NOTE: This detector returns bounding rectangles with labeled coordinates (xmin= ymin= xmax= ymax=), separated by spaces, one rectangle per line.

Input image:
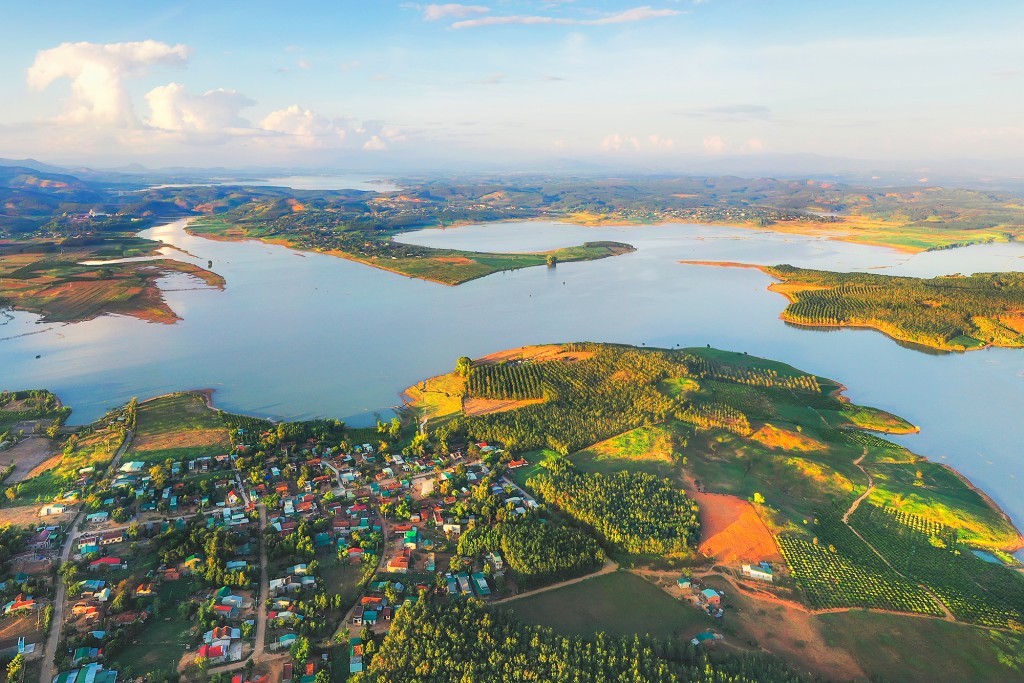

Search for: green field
xmin=817 ymin=611 xmax=1024 ymax=683
xmin=128 ymin=392 xmax=231 ymax=464
xmin=504 ymin=571 xmax=709 ymax=639
xmin=109 ymin=577 xmax=203 ymax=677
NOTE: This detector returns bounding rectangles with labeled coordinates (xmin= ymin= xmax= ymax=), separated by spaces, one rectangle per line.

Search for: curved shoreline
xmin=679 ymin=260 xmax=1016 ymax=353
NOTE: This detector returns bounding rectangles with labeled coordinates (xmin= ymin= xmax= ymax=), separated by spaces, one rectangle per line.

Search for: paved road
xmin=207 ymin=502 xmax=272 ymax=675
xmin=40 ymin=429 xmax=134 ymax=683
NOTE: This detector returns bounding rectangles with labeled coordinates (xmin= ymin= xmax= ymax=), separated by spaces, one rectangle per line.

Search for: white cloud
xmin=27 ymin=40 xmax=191 ymax=125
xmin=744 ymin=137 xmax=765 ymax=152
xmin=146 ymin=83 xmax=254 ymax=133
xmin=600 ymin=133 xmax=623 ymax=151
xmin=261 ymin=105 xmax=348 ymax=147
xmin=363 ymin=135 xmax=387 ymax=151
xmin=424 ymin=4 xmax=489 ymax=21
xmin=452 ymin=5 xmax=680 ymax=29
xmin=703 ymin=135 xmax=726 ymax=153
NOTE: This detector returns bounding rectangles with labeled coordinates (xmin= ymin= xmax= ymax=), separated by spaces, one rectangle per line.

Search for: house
xmin=362 ymin=609 xmax=378 ymax=626
xmin=52 ymin=663 xmax=118 ymax=683
xmin=471 ymin=572 xmax=490 ymax=597
xmin=386 ymin=556 xmax=409 ymax=573
xmin=212 ymin=604 xmax=238 ymax=619
xmin=351 ymin=605 xmax=364 ymax=625
xmin=183 ymin=555 xmax=203 ymax=571
xmin=79 ymin=544 xmax=101 ymax=556
xmin=2 ymin=595 xmax=36 ymax=615
xmin=72 ymin=647 xmax=101 ymax=665
xmin=88 ymin=557 xmax=123 ymax=571
xmin=349 ymin=638 xmax=364 ymax=674
xmin=284 ymin=564 xmax=308 ymax=575
xmin=691 ymin=631 xmax=723 ymax=646
xmin=741 ymin=563 xmax=774 ymax=583
xmin=99 ymin=531 xmax=123 ymax=545
xmin=700 ymin=588 xmax=722 ymax=607
xmin=197 ymin=644 xmax=226 ymax=664
xmin=40 ymin=503 xmax=68 ymax=516
xmin=134 ymin=583 xmax=154 ymax=597
xmin=85 ymin=512 xmax=109 ymax=524
xmin=676 ymin=576 xmax=692 ymax=589
xmin=29 ymin=528 xmax=57 ymax=549
xmin=221 ymin=595 xmax=245 ymax=610
xmin=226 ymin=490 xmax=242 ymax=505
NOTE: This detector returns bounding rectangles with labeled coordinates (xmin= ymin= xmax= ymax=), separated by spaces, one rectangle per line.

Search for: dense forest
xmin=528 ymin=462 xmax=700 ymax=555
xmin=763 ymin=265 xmax=1024 ymax=350
xmin=457 ymin=516 xmax=604 ymax=588
xmin=360 ymin=598 xmax=806 ymax=683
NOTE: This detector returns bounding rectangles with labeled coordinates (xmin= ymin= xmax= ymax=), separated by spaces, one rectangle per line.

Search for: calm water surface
xmin=3 ymin=218 xmax=1024 ymax=541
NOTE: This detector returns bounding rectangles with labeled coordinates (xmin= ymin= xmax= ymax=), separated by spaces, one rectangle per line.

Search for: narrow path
xmin=40 ymin=429 xmax=134 ymax=683
xmin=843 ymin=448 xmax=872 ymax=523
xmin=838 ymin=447 xmax=955 ymax=621
xmin=492 ymin=558 xmax=619 ymax=605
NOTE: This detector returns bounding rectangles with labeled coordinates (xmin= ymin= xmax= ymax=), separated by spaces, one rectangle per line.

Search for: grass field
xmin=569 ymin=425 xmax=684 ymax=485
xmin=110 ymin=576 xmax=204 ymax=677
xmin=817 ymin=611 xmax=1024 ymax=682
xmin=129 ymin=393 xmax=230 ymax=463
xmin=504 ymin=571 xmax=709 ymax=639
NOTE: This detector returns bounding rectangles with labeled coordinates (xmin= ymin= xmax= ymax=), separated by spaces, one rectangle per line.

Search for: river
xmin=2 ymin=217 xmax=1024 ymax=541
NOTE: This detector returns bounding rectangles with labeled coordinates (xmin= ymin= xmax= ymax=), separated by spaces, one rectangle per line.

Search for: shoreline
xmin=680 ymin=260 xmax=1008 ymax=353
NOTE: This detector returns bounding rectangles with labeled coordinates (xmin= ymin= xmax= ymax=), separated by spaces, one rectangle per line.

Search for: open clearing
xmin=693 ymin=492 xmax=782 ymax=564
xmin=1 ymin=436 xmax=59 ymax=483
xmin=504 ymin=570 xmax=709 ymax=640
xmin=462 ymin=396 xmax=545 ymax=416
xmin=128 ymin=392 xmax=230 ymax=463
xmin=697 ymin=574 xmax=865 ymax=681
xmin=476 ymin=344 xmax=594 ymax=365
xmin=817 ymin=610 xmax=1024 ymax=682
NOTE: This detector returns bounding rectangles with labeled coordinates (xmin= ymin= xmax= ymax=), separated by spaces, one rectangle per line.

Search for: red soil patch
xmin=693 ymin=492 xmax=782 ymax=564
xmin=463 ymin=397 xmax=545 ymax=417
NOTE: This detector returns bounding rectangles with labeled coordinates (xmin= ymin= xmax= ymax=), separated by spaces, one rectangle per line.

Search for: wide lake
xmin=3 ymin=215 xmax=1024 ymax=543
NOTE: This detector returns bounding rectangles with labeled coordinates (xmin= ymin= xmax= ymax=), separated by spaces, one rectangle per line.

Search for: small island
xmin=189 ymin=217 xmax=634 ymax=285
xmin=683 ymin=261 xmax=1024 ymax=351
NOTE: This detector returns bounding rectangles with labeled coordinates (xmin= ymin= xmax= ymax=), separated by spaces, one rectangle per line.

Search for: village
xmin=1 ymin=389 xmax=816 ymax=683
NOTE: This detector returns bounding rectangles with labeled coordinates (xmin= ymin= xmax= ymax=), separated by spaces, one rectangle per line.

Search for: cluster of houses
xmin=52 ymin=662 xmax=118 ymax=683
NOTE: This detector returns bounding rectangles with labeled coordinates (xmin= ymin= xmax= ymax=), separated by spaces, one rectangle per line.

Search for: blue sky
xmin=3 ymin=1 xmax=1023 ymax=170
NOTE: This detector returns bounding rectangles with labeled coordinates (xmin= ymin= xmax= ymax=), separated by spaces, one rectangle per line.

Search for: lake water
xmin=148 ymin=175 xmax=400 ymax=192
xmin=3 ymin=217 xmax=1024 ymax=544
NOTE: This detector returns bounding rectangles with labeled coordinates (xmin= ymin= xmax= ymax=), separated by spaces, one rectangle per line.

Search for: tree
xmin=6 ymin=655 xmax=24 ymax=683
xmin=456 ymin=356 xmax=473 ymax=378
xmin=289 ymin=635 xmax=311 ymax=663
xmin=546 ymin=254 xmax=558 ymax=267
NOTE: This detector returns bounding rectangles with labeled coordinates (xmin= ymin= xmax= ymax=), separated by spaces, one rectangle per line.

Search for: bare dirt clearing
xmin=2 ymin=437 xmax=59 ymax=483
xmin=693 ymin=491 xmax=783 ymax=564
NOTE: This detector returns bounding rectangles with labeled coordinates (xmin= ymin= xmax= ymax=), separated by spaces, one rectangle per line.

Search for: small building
xmin=700 ymin=588 xmax=722 ymax=607
xmin=741 ymin=563 xmax=774 ymax=583
xmin=676 ymin=576 xmax=692 ymax=589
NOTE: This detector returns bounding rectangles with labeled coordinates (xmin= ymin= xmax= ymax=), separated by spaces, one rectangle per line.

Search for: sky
xmin=2 ymin=1 xmax=1024 ymax=172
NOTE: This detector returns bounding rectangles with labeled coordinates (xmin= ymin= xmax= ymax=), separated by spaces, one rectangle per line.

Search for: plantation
xmin=527 ymin=461 xmax=699 ymax=555
xmin=761 ymin=265 xmax=1024 ymax=351
xmin=777 ymin=535 xmax=942 ymax=615
xmin=849 ymin=504 xmax=1024 ymax=629
xmin=443 ymin=344 xmax=840 ymax=455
